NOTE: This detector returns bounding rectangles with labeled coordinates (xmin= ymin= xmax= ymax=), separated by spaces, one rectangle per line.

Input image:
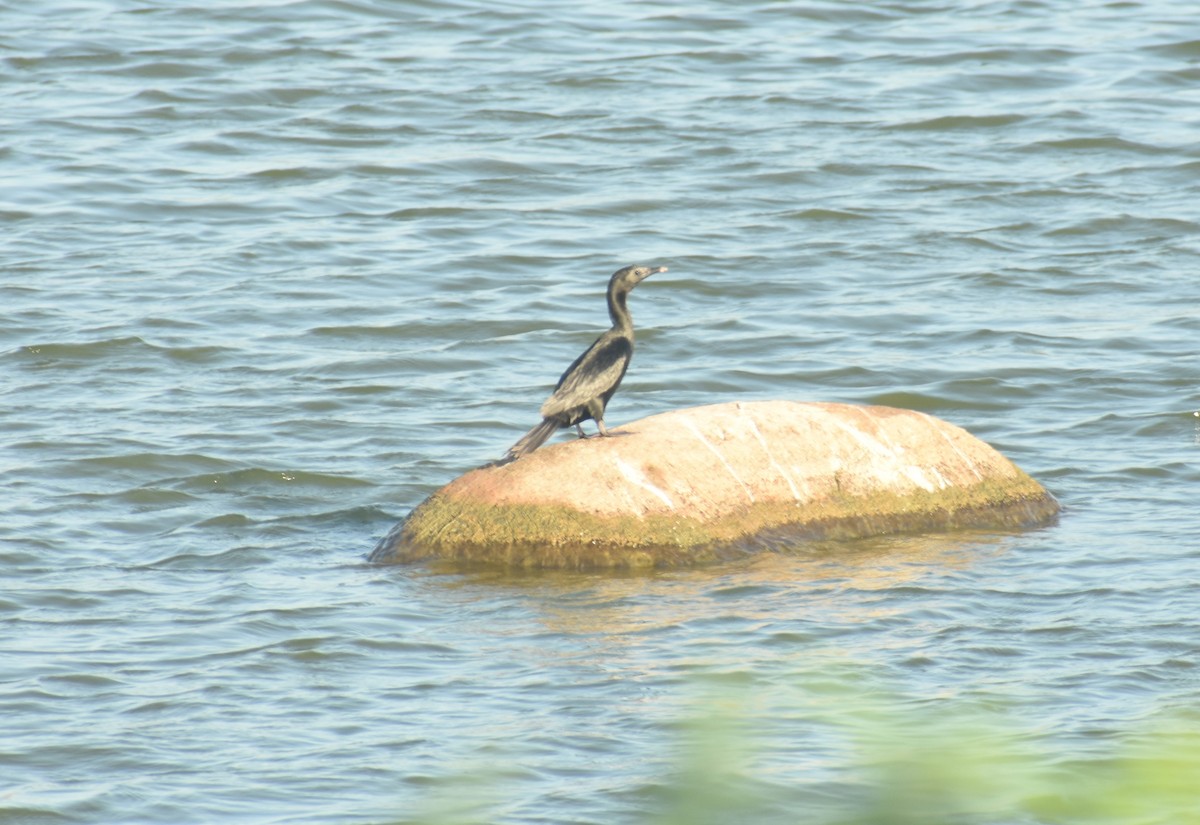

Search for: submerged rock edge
xmin=370 ymin=473 xmax=1059 ymax=570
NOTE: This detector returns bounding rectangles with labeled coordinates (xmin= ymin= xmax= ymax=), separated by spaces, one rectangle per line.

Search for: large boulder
xmin=369 ymin=401 xmax=1059 ymax=569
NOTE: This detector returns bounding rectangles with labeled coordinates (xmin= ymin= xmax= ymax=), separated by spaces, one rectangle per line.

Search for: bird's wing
xmin=540 ymin=334 xmax=633 ymax=418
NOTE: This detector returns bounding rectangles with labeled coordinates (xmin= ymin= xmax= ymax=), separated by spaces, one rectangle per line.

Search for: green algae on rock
xmin=369 ymin=401 xmax=1059 ymax=569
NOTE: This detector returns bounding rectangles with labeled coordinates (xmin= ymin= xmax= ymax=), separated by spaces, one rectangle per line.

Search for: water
xmin=3 ymin=0 xmax=1200 ymax=821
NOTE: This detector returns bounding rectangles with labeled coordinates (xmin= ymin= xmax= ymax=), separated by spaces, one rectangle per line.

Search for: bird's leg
xmin=583 ymin=400 xmax=609 ymax=438
xmin=575 ymin=423 xmax=588 ymax=438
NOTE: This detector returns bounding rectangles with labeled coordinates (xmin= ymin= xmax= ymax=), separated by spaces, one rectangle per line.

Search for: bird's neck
xmin=607 ymin=284 xmax=634 ymax=334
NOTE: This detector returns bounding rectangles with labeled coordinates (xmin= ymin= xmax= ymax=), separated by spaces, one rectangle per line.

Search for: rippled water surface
xmin=4 ymin=1 xmax=1200 ymax=822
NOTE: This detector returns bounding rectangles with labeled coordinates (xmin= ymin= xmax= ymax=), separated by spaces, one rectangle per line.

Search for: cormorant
xmin=499 ymin=263 xmax=667 ymax=464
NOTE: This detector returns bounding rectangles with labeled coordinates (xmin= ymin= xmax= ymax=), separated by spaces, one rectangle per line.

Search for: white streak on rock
xmin=680 ymin=417 xmax=756 ymax=503
xmin=902 ymin=465 xmax=938 ymax=491
xmin=613 ymin=456 xmax=675 ymax=510
xmin=917 ymin=412 xmax=985 ymax=481
xmin=927 ymin=466 xmax=951 ymax=488
xmin=821 ymin=408 xmax=942 ymax=491
xmin=745 ymin=413 xmax=802 ymax=500
xmin=828 ymin=418 xmax=901 ymax=461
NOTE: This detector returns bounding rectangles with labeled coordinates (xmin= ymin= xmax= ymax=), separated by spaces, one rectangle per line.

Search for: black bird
xmin=500 ymin=264 xmax=667 ymax=464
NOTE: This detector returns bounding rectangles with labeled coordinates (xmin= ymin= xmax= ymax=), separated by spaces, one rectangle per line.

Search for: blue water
xmin=3 ymin=1 xmax=1200 ymax=822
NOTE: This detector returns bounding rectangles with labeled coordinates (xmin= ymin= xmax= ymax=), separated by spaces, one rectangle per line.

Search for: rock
xmin=369 ymin=401 xmax=1059 ymax=569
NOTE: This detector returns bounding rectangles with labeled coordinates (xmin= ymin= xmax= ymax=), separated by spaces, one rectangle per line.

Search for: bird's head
xmin=611 ymin=264 xmax=668 ymax=289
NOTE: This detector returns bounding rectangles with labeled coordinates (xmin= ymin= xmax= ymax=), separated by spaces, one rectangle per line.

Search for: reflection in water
xmin=430 ymin=530 xmax=1016 ymax=649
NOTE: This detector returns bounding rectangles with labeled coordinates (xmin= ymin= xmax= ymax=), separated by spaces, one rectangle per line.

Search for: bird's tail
xmin=498 ymin=418 xmax=559 ymax=465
